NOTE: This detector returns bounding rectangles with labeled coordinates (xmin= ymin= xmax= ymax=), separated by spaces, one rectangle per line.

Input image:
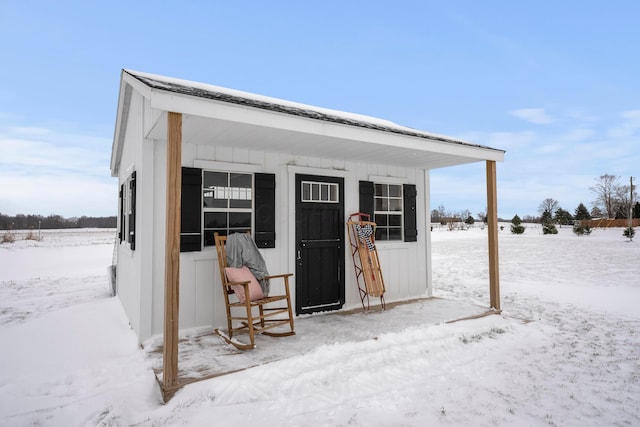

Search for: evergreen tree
xmin=465 ymin=215 xmax=475 ymax=225
xmin=541 ymin=209 xmax=558 ymax=234
xmin=554 ymin=208 xmax=573 ymax=226
xmin=573 ymin=203 xmax=593 ymax=235
xmin=623 ymin=227 xmax=635 ymax=239
xmin=543 ymin=222 xmax=559 ymax=234
xmin=574 ymin=203 xmax=591 ymax=221
xmin=572 ymin=224 xmax=592 ymax=235
xmin=540 ymin=209 xmax=553 ymax=225
xmin=510 ymin=214 xmax=525 ymax=234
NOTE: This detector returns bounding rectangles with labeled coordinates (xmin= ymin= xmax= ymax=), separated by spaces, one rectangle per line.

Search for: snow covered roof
xmin=125 ymin=70 xmax=494 ymax=151
xmin=111 ymin=69 xmax=504 ymax=176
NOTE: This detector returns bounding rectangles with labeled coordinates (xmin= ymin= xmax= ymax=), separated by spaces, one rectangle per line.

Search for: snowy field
xmin=0 ymin=226 xmax=638 ymax=426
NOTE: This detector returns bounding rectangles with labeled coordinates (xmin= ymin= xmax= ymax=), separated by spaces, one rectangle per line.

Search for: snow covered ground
xmin=0 ymin=226 xmax=638 ymax=426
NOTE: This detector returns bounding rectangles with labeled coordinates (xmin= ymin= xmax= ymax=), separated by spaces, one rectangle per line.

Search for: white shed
xmin=110 ymin=69 xmax=504 ymax=389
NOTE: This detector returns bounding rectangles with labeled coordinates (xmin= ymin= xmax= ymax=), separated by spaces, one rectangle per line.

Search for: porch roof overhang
xmin=111 ymin=69 xmax=505 ymax=177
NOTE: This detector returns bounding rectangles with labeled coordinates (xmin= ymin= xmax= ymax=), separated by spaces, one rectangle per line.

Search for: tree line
xmin=0 ymin=213 xmax=116 ymax=230
xmin=508 ymin=174 xmax=638 ymax=238
xmin=535 ymin=174 xmax=639 ymax=225
xmin=431 ymin=174 xmax=639 ymax=226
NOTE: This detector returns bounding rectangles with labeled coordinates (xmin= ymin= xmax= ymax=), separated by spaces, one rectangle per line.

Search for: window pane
xmin=388 ymin=228 xmax=402 ymax=240
xmin=375 ymin=198 xmax=384 ymax=211
xmin=312 ymin=183 xmax=320 ymax=200
xmin=321 ymin=184 xmax=329 ymax=201
xmin=330 ymin=185 xmax=338 ymax=202
xmin=229 ymin=212 xmax=251 ymax=228
xmin=230 ymin=195 xmax=252 ymax=209
xmin=389 ymin=199 xmax=402 ymax=211
xmin=203 ymin=172 xmax=228 ymax=208
xmin=375 ymin=227 xmax=386 ymax=241
xmin=302 ymin=182 xmax=311 ymax=201
xmin=204 ymin=193 xmax=227 ymax=208
xmin=204 ymin=212 xmax=227 ymax=229
xmin=230 ymin=173 xmax=251 ymax=189
xmin=203 ymin=230 xmax=218 ymax=247
xmin=375 ymin=184 xmax=387 ymax=197
xmin=203 ymin=171 xmax=227 ymax=188
xmin=389 ymin=214 xmax=402 ymax=226
xmin=375 ymin=214 xmax=388 ymax=226
xmin=388 ymin=185 xmax=401 ymax=197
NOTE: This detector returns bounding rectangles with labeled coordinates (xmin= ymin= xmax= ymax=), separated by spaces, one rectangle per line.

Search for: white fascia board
xmin=122 ymin=71 xmax=153 ymax=99
xmin=111 ymin=79 xmax=130 ymax=177
xmin=110 ymin=83 xmax=124 ymax=176
xmin=148 ymin=89 xmax=504 ymax=163
xmin=111 ymin=72 xmax=157 ymax=177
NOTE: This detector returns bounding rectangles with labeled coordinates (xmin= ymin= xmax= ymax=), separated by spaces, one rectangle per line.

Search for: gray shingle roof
xmin=125 ymin=69 xmax=502 ymax=152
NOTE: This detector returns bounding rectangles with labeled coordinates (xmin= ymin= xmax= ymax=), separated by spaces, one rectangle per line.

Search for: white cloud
xmin=566 ymin=110 xmax=597 ymax=123
xmin=536 ymin=144 xmax=565 ymax=155
xmin=561 ymin=128 xmax=594 ymax=142
xmin=608 ymin=109 xmax=640 ymax=138
xmin=0 ymin=122 xmax=116 ymax=217
xmin=455 ymin=130 xmax=536 ymax=152
xmin=0 ymin=174 xmax=116 ymax=217
xmin=510 ymin=108 xmax=554 ymax=125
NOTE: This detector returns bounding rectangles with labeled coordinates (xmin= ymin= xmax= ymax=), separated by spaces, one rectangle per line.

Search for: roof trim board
xmin=111 ymin=69 xmax=505 ymax=176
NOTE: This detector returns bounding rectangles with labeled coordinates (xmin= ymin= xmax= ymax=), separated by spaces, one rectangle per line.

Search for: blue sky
xmin=1 ymin=1 xmax=638 ymax=219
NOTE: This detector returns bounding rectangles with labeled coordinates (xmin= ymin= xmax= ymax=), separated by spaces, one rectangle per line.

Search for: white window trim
xmin=373 ymin=181 xmax=404 ymax=241
xmin=194 ymin=159 xmax=263 ymax=174
xmin=368 ymin=175 xmax=408 ymax=184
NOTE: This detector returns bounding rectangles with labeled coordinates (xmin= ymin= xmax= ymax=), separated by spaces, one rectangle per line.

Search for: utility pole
xmin=630 ymin=176 xmax=634 ymax=241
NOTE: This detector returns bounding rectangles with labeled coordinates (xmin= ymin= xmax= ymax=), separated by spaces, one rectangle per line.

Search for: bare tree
xmin=538 ymin=198 xmax=559 ymax=216
xmin=590 ymin=206 xmax=603 ymax=218
xmin=477 ymin=208 xmax=487 ymax=223
xmin=613 ymin=181 xmax=638 ymax=219
xmin=590 ymin=174 xmax=620 ymax=218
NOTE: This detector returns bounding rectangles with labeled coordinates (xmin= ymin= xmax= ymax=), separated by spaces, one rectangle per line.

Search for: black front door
xmin=295 ymin=174 xmax=345 ymax=315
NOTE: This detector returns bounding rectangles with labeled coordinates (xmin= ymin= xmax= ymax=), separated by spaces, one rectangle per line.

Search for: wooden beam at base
xmin=486 ymin=160 xmax=501 ymax=310
xmin=163 ymin=112 xmax=182 ymax=389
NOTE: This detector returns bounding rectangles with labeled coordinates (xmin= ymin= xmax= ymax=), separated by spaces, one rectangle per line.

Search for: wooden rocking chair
xmin=214 ymin=232 xmax=295 ymax=350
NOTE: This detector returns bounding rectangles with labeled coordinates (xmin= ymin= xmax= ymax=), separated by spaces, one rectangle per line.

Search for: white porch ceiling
xmin=146 ymin=112 xmax=501 ymax=170
xmin=119 ymin=69 xmax=505 ymax=171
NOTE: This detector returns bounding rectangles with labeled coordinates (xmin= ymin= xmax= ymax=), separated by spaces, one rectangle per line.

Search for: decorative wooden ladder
xmin=347 ymin=212 xmax=386 ymax=310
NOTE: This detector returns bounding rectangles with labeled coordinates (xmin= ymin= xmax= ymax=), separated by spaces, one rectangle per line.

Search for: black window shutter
xmin=180 ymin=167 xmax=202 ymax=252
xmin=403 ymin=184 xmax=417 ymax=242
xmin=254 ymin=173 xmax=276 ymax=248
xmin=359 ymin=181 xmax=374 ymax=219
xmin=128 ymin=171 xmax=136 ymax=250
xmin=119 ymin=184 xmax=124 ymax=243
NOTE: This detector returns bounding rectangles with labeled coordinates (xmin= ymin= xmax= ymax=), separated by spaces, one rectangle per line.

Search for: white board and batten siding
xmin=112 ymin=71 xmax=504 ymax=348
xmin=131 ymin=141 xmax=431 ymax=341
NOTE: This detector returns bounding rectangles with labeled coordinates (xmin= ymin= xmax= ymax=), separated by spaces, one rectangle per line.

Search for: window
xmin=301 ymin=181 xmax=339 ymax=203
xmin=181 ymin=168 xmax=276 ymax=252
xmin=359 ymin=181 xmax=417 ymax=243
xmin=202 ymin=171 xmax=253 ymax=246
xmin=374 ymin=183 xmax=403 ymax=241
xmin=119 ymin=171 xmax=136 ymax=249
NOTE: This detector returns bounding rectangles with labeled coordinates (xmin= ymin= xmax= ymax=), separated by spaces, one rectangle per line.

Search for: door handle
xmin=297 ymin=250 xmax=301 ymax=261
